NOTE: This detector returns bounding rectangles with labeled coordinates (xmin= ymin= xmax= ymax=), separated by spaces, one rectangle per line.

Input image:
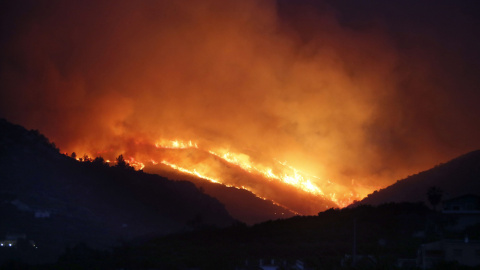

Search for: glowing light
xmin=153 ymin=140 xmax=368 ymax=208
xmin=161 ymin=160 xmax=219 ymax=183
xmin=126 ymin=157 xmax=145 ymax=170
xmin=208 ymin=148 xmax=326 ymax=196
xmin=159 ymin=158 xmax=299 ymax=214
xmin=70 ymin=138 xmax=369 ymax=211
xmin=156 ymin=141 xmax=367 ymax=207
xmin=155 ymin=139 xmax=198 ymax=149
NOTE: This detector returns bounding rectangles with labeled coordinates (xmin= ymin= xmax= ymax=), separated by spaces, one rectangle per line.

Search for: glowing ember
xmin=155 ymin=140 xmax=198 ymax=149
xmin=149 ymin=139 xmax=367 ymax=208
xmin=127 ymin=157 xmax=145 ymax=170
xmin=160 ymin=160 xmax=219 ymax=184
xmin=74 ymin=137 xmax=368 ymax=211
xmin=159 ymin=157 xmax=298 ymax=213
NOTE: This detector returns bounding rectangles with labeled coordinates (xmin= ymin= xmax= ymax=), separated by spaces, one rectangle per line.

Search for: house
xmin=443 ymin=194 xmax=480 ymax=213
xmin=417 ymin=239 xmax=480 ymax=269
xmin=442 ymin=194 xmax=480 ymax=231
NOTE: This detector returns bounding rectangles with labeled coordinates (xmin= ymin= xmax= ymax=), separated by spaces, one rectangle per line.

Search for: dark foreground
xmin=2 ymin=202 xmax=479 ymax=270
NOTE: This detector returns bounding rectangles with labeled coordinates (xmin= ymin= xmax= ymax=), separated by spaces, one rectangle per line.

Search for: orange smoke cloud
xmin=1 ymin=0 xmax=480 ymax=212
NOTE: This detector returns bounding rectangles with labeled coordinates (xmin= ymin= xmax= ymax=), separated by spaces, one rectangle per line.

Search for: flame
xmin=159 ymin=158 xmax=299 ymax=214
xmin=6 ymin=0 xmax=479 ymax=217
xmin=73 ymin=138 xmax=369 ymax=211
xmin=208 ymin=148 xmax=325 ymax=196
xmin=155 ymin=140 xmax=198 ymax=149
xmin=152 ymin=139 xmax=367 ymax=208
xmin=160 ymin=160 xmax=219 ymax=184
xmin=127 ymin=157 xmax=145 ymax=170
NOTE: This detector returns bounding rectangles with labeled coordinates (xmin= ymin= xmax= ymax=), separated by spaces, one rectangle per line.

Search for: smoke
xmin=1 ymin=0 xmax=480 ymax=198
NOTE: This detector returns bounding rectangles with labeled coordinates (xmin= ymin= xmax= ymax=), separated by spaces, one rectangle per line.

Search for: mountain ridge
xmin=352 ymin=149 xmax=480 ymax=207
xmin=0 ymin=118 xmax=235 ymax=263
xmin=145 ymin=165 xmax=297 ymax=224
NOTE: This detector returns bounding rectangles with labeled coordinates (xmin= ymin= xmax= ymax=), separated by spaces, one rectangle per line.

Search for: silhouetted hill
xmin=146 ymin=165 xmax=297 ymax=225
xmin=0 ymin=119 xmax=235 ymax=263
xmin=143 ymin=148 xmax=337 ymax=217
xmin=353 ymin=150 xmax=480 ymax=207
xmin=41 ymin=202 xmax=443 ymax=269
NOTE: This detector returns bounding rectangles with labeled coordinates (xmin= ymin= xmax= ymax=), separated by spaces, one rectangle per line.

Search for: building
xmin=442 ymin=194 xmax=480 ymax=231
xmin=418 ymin=239 xmax=480 ymax=269
xmin=443 ymin=194 xmax=480 ymax=213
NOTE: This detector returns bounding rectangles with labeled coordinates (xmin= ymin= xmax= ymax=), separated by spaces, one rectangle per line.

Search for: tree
xmin=92 ymin=156 xmax=108 ymax=167
xmin=115 ymin=154 xmax=128 ymax=169
xmin=82 ymin=154 xmax=92 ymax=162
xmin=115 ymin=154 xmax=134 ymax=170
xmin=71 ymin=152 xmax=77 ymax=159
xmin=427 ymin=186 xmax=443 ymax=211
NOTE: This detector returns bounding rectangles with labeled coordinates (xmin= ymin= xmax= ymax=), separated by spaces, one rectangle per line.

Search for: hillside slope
xmin=354 ymin=150 xmax=480 ymax=207
xmin=146 ymin=165 xmax=297 ymax=224
xmin=0 ymin=119 xmax=234 ymax=263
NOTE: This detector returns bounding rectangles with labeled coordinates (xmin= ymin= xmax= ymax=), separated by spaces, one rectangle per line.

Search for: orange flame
xmin=73 ymin=139 xmax=369 ymax=210
xmin=151 ymin=139 xmax=368 ymax=208
xmin=160 ymin=160 xmax=219 ymax=184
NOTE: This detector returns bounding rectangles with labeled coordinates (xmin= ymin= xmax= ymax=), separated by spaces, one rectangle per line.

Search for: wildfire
xmin=159 ymin=158 xmax=299 ymax=213
xmin=160 ymin=160 xmax=219 ymax=183
xmin=155 ymin=140 xmax=198 ymax=149
xmin=73 ymin=139 xmax=367 ymax=211
xmin=208 ymin=149 xmax=325 ymax=196
xmin=151 ymin=139 xmax=366 ymax=208
xmin=127 ymin=157 xmax=145 ymax=171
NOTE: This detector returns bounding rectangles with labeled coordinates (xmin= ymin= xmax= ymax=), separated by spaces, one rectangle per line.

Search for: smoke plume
xmin=1 ymin=0 xmax=480 ymax=209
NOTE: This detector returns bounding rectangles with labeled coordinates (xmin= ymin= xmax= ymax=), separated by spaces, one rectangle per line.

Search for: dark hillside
xmin=0 ymin=119 xmax=234 ymax=263
xmin=146 ymin=165 xmax=297 ymax=225
xmin=42 ymin=202 xmax=442 ymax=270
xmin=354 ymin=150 xmax=480 ymax=207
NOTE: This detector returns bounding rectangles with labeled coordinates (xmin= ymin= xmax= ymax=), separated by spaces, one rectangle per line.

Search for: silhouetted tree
xmin=115 ymin=154 xmax=134 ymax=170
xmin=70 ymin=152 xmax=77 ymax=159
xmin=427 ymin=186 xmax=443 ymax=211
xmin=115 ymin=154 xmax=127 ymax=168
xmin=82 ymin=154 xmax=92 ymax=162
xmin=92 ymin=156 xmax=108 ymax=167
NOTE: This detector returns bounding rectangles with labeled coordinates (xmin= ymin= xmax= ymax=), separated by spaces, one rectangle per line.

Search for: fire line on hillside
xmin=73 ymin=139 xmax=372 ymax=214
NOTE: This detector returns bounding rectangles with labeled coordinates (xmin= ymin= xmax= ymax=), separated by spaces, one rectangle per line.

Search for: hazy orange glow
xmin=155 ymin=140 xmax=198 ymax=149
xmin=158 ymin=154 xmax=300 ymax=214
xmin=76 ymin=138 xmax=371 ymax=212
xmin=2 ymin=1 xmax=480 ymax=215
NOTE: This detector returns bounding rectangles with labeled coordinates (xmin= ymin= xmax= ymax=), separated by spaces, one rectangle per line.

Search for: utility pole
xmin=352 ymin=218 xmax=357 ymax=267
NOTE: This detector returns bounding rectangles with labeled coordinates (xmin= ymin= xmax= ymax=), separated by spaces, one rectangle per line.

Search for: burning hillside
xmin=76 ymin=139 xmax=371 ymax=214
xmin=2 ymin=0 xmax=480 ymax=214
